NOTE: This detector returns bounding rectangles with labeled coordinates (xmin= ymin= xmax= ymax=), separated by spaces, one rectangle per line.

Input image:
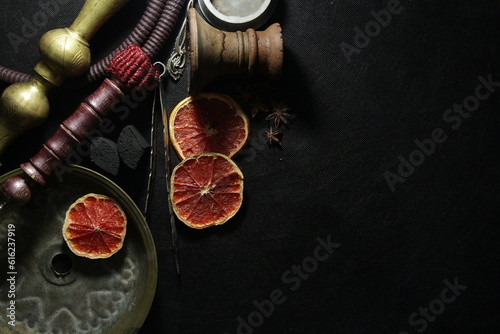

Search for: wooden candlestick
xmin=0 ymin=0 xmax=130 ymax=161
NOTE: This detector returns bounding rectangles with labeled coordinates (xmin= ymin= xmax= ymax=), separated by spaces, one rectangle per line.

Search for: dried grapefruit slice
xmin=170 ymin=153 xmax=244 ymax=229
xmin=169 ymin=93 xmax=249 ymax=159
xmin=62 ymin=193 xmax=127 ymax=259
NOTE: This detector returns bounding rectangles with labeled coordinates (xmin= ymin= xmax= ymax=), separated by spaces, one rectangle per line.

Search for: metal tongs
xmin=144 ymin=0 xmax=194 ymax=276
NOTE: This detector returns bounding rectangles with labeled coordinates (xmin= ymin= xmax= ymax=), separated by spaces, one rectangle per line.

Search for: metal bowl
xmin=199 ymin=0 xmax=279 ymax=31
xmin=0 ymin=165 xmax=157 ymax=334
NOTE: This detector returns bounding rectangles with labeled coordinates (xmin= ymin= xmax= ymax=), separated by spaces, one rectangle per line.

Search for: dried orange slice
xmin=170 ymin=153 xmax=244 ymax=229
xmin=62 ymin=193 xmax=127 ymax=259
xmin=169 ymin=93 xmax=249 ymax=159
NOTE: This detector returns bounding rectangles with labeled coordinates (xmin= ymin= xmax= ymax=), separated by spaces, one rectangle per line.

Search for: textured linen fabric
xmin=0 ymin=0 xmax=499 ymax=333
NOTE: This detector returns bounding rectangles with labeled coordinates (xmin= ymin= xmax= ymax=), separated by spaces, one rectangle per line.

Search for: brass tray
xmin=0 ymin=165 xmax=157 ymax=334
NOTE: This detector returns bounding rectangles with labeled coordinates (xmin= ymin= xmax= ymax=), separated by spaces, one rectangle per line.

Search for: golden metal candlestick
xmin=0 ymin=0 xmax=129 ymax=162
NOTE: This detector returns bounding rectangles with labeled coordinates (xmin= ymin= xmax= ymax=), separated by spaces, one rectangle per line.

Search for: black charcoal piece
xmin=118 ymin=125 xmax=150 ymax=169
xmin=90 ymin=137 xmax=120 ymax=175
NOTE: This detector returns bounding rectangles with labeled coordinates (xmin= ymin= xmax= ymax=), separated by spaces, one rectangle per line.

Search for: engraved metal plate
xmin=0 ymin=165 xmax=157 ymax=334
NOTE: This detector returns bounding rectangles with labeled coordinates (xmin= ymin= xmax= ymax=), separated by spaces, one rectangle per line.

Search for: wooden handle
xmin=1 ymin=78 xmax=124 ymax=205
xmin=1 ymin=44 xmax=158 ymax=206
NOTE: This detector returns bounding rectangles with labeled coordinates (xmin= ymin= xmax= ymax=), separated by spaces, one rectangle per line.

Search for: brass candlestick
xmin=0 ymin=0 xmax=130 ymax=162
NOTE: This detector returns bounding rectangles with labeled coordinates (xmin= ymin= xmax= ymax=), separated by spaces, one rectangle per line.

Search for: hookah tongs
xmin=0 ymin=44 xmax=158 ymax=210
xmin=0 ymin=0 xmax=130 ymax=162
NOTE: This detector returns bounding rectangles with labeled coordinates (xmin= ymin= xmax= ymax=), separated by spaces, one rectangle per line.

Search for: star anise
xmin=249 ymin=97 xmax=269 ymax=118
xmin=264 ymin=126 xmax=282 ymax=146
xmin=265 ymin=100 xmax=291 ymax=128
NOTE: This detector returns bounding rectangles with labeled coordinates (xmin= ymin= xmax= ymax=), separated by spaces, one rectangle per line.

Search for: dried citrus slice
xmin=62 ymin=193 xmax=127 ymax=259
xmin=170 ymin=153 xmax=244 ymax=229
xmin=169 ymin=93 xmax=249 ymax=159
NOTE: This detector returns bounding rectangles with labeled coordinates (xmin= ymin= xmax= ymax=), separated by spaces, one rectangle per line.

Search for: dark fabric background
xmin=0 ymin=0 xmax=499 ymax=333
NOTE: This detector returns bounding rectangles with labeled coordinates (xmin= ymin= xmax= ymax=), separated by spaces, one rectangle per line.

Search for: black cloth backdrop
xmin=0 ymin=0 xmax=499 ymax=333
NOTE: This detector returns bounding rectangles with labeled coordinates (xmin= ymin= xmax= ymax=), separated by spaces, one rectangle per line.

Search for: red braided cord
xmin=107 ymin=44 xmax=159 ymax=90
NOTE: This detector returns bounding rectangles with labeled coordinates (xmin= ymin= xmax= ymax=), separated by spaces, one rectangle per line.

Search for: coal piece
xmin=118 ymin=125 xmax=150 ymax=169
xmin=90 ymin=137 xmax=120 ymax=175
